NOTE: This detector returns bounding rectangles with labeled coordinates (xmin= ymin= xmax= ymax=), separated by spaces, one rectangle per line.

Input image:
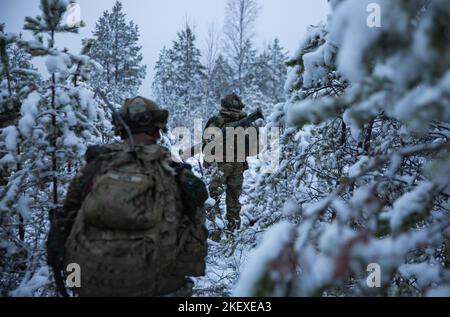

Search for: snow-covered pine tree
xmin=236 ymin=0 xmax=450 ymax=297
xmin=0 ymin=26 xmax=40 ymax=125
xmin=0 ymin=0 xmax=106 ymax=296
xmin=241 ymin=39 xmax=288 ymax=115
xmin=244 ymin=46 xmax=273 ymax=115
xmin=240 ymin=81 xmax=270 ymax=116
xmin=207 ymin=54 xmax=234 ymax=104
xmin=0 ymin=24 xmax=40 ymax=170
xmin=199 ymin=25 xmax=231 ymax=121
xmin=153 ymin=24 xmax=205 ymax=128
xmin=251 ymin=46 xmax=272 ymax=100
xmin=266 ymin=38 xmax=288 ymax=104
xmin=241 ymin=22 xmax=343 ymax=227
xmin=0 ymin=24 xmax=41 ymax=296
xmin=238 ymin=39 xmax=258 ymax=96
xmin=152 ymin=47 xmax=177 ymax=108
xmin=223 ymin=0 xmax=260 ymax=95
xmin=88 ymin=0 xmax=146 ymax=105
xmin=170 ymin=24 xmax=206 ymax=126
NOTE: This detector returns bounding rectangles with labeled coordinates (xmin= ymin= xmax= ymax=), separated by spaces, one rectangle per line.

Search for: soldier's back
xmin=64 ymin=143 xmax=189 ymax=297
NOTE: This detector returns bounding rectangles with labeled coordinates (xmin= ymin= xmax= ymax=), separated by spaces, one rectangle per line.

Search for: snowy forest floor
xmin=188 ymin=159 xmax=261 ymax=297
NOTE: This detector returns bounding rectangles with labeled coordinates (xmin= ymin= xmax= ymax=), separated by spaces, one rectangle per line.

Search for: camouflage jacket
xmin=204 ymin=107 xmax=257 ymax=166
xmin=205 ymin=107 xmax=248 ymax=130
xmin=61 ymin=143 xmax=208 ymax=296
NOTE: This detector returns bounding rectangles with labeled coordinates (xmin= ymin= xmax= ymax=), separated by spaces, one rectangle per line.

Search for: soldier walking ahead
xmin=204 ymin=93 xmax=260 ymax=241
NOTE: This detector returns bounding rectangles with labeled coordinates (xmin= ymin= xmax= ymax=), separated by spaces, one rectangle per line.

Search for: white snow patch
xmin=399 ymin=263 xmax=440 ymax=288
xmin=3 ymin=126 xmax=18 ymax=152
xmin=233 ymin=222 xmax=294 ymax=296
xmin=46 ymin=53 xmax=71 ymax=77
xmin=389 ymin=182 xmax=435 ymax=231
xmin=19 ymin=92 xmax=41 ymax=138
xmin=427 ymin=285 xmax=450 ymax=297
xmin=17 ymin=195 xmax=33 ymax=221
xmin=10 ymin=266 xmax=49 ymax=297
xmin=63 ymin=130 xmax=80 ymax=148
xmin=348 ymin=156 xmax=369 ymax=177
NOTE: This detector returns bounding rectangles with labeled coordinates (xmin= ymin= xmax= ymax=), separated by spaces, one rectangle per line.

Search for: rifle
xmin=186 ymin=108 xmax=265 ymax=158
xmin=225 ymin=107 xmax=265 ymax=129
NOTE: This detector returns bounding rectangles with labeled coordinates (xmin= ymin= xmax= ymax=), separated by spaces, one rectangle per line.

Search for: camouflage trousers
xmin=207 ymin=162 xmax=245 ymax=231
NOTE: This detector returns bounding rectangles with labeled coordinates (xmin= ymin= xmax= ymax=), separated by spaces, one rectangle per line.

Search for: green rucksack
xmin=64 ymin=144 xmax=207 ymax=296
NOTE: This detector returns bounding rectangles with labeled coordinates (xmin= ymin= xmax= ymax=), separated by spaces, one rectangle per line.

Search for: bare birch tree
xmin=223 ymin=0 xmax=260 ymax=94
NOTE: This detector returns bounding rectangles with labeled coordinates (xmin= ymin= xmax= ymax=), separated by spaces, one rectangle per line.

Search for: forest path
xmin=191 ymin=166 xmax=263 ymax=297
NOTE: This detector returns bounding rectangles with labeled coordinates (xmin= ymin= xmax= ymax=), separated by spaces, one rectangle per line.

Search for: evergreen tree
xmin=0 ymin=26 xmax=40 ymax=177
xmin=237 ymin=0 xmax=450 ymax=297
xmin=152 ymin=24 xmax=205 ymax=128
xmin=0 ymin=0 xmax=107 ymax=296
xmin=238 ymin=39 xmax=257 ymax=95
xmin=252 ymin=47 xmax=272 ymax=98
xmin=88 ymin=0 xmax=146 ymax=105
xmin=152 ymin=47 xmax=176 ymax=107
xmin=0 ymin=24 xmax=42 ymax=295
xmin=0 ymin=26 xmax=39 ymax=129
xmin=223 ymin=0 xmax=260 ymax=94
xmin=266 ymin=38 xmax=288 ymax=103
xmin=241 ymin=81 xmax=271 ymax=115
xmin=244 ymin=39 xmax=288 ymax=113
xmin=208 ymin=54 xmax=234 ymax=103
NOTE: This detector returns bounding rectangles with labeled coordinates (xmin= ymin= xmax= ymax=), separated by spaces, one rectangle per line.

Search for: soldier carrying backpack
xmin=46 ymin=96 xmax=208 ymax=297
xmin=203 ymin=93 xmax=262 ymax=241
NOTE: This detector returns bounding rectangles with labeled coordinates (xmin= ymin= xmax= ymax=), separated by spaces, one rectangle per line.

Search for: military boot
xmin=205 ymin=199 xmax=222 ymax=242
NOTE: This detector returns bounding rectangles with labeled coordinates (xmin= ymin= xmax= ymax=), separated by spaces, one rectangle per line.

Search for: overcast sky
xmin=0 ymin=0 xmax=330 ymax=95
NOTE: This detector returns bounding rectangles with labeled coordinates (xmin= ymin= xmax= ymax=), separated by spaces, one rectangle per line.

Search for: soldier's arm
xmin=171 ymin=162 xmax=208 ymax=217
xmin=178 ymin=173 xmax=209 ymax=276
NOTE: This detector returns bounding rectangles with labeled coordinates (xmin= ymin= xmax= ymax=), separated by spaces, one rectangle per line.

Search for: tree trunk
xmin=340 ymin=120 xmax=347 ymax=147
xmin=50 ymin=30 xmax=58 ymax=207
xmin=364 ymin=119 xmax=374 ymax=155
xmin=18 ymin=215 xmax=25 ymax=241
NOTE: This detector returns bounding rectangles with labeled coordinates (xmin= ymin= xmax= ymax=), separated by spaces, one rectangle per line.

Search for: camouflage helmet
xmin=221 ymin=93 xmax=245 ymax=110
xmin=115 ymin=96 xmax=169 ymax=135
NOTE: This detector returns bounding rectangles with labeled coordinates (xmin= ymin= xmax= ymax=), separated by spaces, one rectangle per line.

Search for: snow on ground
xmin=187 ymin=158 xmax=265 ymax=297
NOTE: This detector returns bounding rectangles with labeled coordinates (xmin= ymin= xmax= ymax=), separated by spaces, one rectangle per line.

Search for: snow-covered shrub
xmin=1 ymin=0 xmax=110 ymax=296
xmin=238 ymin=0 xmax=450 ymax=297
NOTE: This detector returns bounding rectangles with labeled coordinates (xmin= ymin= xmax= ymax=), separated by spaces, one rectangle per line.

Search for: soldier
xmin=204 ymin=93 xmax=256 ymax=241
xmin=46 ymin=96 xmax=208 ymax=297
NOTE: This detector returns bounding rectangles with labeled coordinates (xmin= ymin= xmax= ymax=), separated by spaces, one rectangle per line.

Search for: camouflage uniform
xmin=204 ymin=94 xmax=249 ymax=234
xmin=208 ymin=162 xmax=245 ymax=231
xmin=47 ymin=97 xmax=208 ymax=297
